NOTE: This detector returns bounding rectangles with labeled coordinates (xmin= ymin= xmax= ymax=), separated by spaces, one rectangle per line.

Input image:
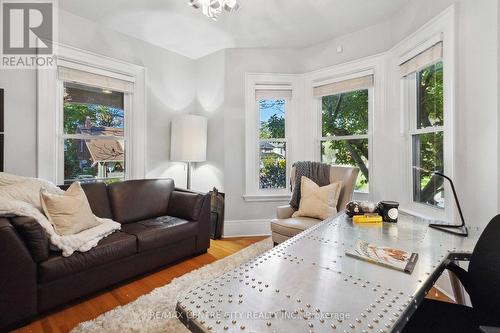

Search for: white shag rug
xmin=71 ymin=237 xmax=273 ymax=333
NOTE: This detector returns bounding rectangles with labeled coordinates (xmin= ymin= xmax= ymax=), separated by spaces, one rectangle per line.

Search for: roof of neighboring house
xmin=260 ymin=142 xmax=276 ymax=149
xmin=87 ymin=139 xmax=124 ymax=164
xmin=79 ymin=126 xmax=125 ymax=164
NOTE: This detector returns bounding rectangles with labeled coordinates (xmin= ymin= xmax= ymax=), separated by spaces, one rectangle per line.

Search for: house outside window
xmin=314 ymin=75 xmax=373 ymax=193
xmin=63 ymin=82 xmax=126 ymax=184
xmin=57 ymin=65 xmax=134 ymax=184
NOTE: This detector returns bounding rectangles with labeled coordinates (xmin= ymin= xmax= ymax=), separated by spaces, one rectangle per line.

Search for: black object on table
xmin=428 ymin=171 xmax=468 ymax=237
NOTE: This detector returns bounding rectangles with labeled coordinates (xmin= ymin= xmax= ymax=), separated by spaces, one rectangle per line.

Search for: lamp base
xmin=429 ymin=223 xmax=468 ymax=237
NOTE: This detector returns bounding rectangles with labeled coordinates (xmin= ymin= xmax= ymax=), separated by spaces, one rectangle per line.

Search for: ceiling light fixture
xmin=188 ymin=0 xmax=240 ymax=21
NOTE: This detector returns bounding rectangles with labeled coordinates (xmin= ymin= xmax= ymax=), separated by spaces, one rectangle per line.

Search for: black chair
xmin=403 ymin=214 xmax=500 ymax=333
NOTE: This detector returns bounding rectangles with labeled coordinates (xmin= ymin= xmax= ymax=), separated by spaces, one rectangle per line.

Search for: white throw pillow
xmin=41 ymin=182 xmax=101 ymax=236
xmin=292 ymin=176 xmax=342 ymax=220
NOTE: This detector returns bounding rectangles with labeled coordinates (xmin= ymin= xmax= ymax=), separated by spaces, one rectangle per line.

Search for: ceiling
xmin=60 ymin=0 xmax=411 ymax=59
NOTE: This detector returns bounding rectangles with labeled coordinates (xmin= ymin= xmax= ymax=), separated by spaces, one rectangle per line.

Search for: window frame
xmin=318 ymin=86 xmax=374 ymax=196
xmin=244 ymin=74 xmax=300 ymax=202
xmin=37 ymin=43 xmax=146 ymax=184
xmin=396 ymin=31 xmax=455 ymax=221
xmin=404 ymin=62 xmax=450 ymax=220
xmin=58 ymin=80 xmax=130 ymax=184
xmin=257 ymin=97 xmax=289 ymax=191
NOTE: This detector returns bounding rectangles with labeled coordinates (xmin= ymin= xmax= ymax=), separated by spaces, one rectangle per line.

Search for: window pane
xmin=64 ymin=138 xmax=125 ymax=184
xmin=321 ymin=139 xmax=369 ymax=192
xmin=259 ymin=99 xmax=285 ymax=139
xmin=412 ymin=131 xmax=444 ymax=208
xmin=259 ymin=141 xmax=286 ymax=189
xmin=63 ymin=82 xmax=124 ymax=136
xmin=322 ymin=89 xmax=368 ymax=137
xmin=417 ymin=62 xmax=443 ymax=129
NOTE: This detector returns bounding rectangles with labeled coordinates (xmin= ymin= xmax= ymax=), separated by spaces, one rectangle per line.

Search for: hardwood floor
xmin=14 ymin=237 xmax=267 ymax=333
xmin=14 ymin=236 xmax=453 ymax=333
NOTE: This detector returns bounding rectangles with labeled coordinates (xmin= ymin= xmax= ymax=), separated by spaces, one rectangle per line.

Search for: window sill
xmin=399 ymin=206 xmax=445 ymax=222
xmin=243 ymin=194 xmax=291 ymax=202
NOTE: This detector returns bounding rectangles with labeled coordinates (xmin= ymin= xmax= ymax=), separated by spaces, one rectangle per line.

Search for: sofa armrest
xmin=10 ymin=216 xmax=49 ymax=263
xmin=167 ymin=190 xmax=205 ymax=221
xmin=0 ymin=218 xmax=37 ymax=330
xmin=277 ymin=205 xmax=295 ymax=219
xmin=166 ymin=189 xmax=211 ymax=253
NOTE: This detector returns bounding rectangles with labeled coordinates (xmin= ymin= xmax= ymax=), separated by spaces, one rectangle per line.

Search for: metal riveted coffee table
xmin=176 ymin=213 xmax=481 ymax=333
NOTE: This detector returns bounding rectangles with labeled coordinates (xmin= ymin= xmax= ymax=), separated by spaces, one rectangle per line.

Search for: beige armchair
xmin=271 ymin=165 xmax=359 ymax=245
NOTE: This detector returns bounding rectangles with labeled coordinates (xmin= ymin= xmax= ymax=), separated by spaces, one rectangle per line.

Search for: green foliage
xmin=259 ymin=100 xmax=285 ymax=139
xmin=63 ymin=103 xmax=123 ymax=134
xmin=321 ymin=90 xmax=369 ymax=190
xmin=414 ymin=62 xmax=445 ymax=206
xmin=260 ymin=152 xmax=286 ymax=189
xmin=260 ymin=114 xmax=285 ymax=139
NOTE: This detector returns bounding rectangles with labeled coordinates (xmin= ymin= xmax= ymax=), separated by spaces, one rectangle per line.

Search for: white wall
xmin=191 ymin=50 xmax=226 ymax=193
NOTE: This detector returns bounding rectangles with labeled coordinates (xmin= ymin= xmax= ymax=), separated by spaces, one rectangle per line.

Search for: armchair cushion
xmin=276 ymin=205 xmax=295 ymax=219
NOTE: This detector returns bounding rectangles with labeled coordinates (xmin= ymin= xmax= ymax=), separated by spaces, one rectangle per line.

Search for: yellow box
xmin=353 ymin=214 xmax=383 ymax=224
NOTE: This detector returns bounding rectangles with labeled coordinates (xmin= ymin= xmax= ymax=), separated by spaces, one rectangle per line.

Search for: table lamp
xmin=413 ymin=167 xmax=468 ymax=237
xmin=170 ymin=115 xmax=208 ymax=189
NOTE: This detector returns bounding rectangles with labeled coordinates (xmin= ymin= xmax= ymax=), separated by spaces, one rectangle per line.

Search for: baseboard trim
xmin=223 ymin=219 xmax=272 ymax=238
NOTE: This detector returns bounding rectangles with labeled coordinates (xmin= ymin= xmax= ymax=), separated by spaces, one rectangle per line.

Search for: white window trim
xmin=317 ymin=85 xmax=374 ymax=196
xmin=37 ymin=43 xmax=146 ymax=184
xmin=244 ymin=73 xmax=301 ymax=202
xmin=304 ymin=54 xmax=386 ymax=202
xmin=392 ymin=5 xmax=456 ymax=221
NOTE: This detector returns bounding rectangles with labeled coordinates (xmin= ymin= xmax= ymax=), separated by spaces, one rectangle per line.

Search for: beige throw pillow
xmin=41 ymin=182 xmax=100 ymax=236
xmin=292 ymin=176 xmax=342 ymax=220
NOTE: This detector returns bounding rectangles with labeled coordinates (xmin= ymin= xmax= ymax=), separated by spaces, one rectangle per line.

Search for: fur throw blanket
xmin=0 ymin=172 xmax=121 ymax=257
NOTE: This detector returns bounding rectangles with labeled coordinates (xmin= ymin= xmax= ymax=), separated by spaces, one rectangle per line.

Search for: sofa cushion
xmin=167 ymin=191 xmax=205 ymax=221
xmin=121 ymin=216 xmax=197 ymax=252
xmin=10 ymin=216 xmax=50 ymax=263
xmin=107 ymin=179 xmax=175 ymax=224
xmin=59 ymin=182 xmax=113 ymax=219
xmin=39 ymin=231 xmax=137 ymax=283
xmin=270 ymin=217 xmax=321 ymax=238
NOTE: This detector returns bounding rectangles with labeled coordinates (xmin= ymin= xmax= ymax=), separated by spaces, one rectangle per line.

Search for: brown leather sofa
xmin=0 ymin=179 xmax=210 ymax=331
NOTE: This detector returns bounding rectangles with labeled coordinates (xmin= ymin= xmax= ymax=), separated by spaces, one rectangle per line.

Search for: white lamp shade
xmin=170 ymin=115 xmax=208 ymax=162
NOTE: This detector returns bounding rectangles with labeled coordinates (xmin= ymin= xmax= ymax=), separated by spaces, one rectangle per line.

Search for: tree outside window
xmin=412 ymin=62 xmax=444 ymax=208
xmin=259 ymin=99 xmax=286 ymax=189
xmin=321 ymin=89 xmax=369 ymax=192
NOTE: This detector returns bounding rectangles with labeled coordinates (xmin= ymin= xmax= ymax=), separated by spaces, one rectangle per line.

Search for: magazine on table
xmin=346 ymin=240 xmax=419 ymax=274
